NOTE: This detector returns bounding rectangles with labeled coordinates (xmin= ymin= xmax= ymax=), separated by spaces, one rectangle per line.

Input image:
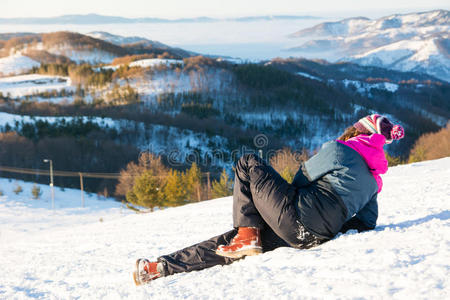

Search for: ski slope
xmin=0 ymin=157 xmax=449 ymax=299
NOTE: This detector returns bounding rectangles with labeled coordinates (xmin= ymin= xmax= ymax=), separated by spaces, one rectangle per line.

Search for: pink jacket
xmin=337 ymin=134 xmax=388 ymax=192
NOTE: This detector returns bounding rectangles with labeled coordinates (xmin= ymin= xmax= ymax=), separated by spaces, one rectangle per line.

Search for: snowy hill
xmin=288 ymin=10 xmax=450 ymax=82
xmin=0 ymin=157 xmax=449 ymax=299
xmin=0 ymin=54 xmax=40 ymax=76
xmin=0 ymin=31 xmax=193 ymax=71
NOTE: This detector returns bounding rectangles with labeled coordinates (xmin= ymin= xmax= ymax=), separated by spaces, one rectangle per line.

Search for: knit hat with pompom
xmin=354 ymin=114 xmax=405 ymax=144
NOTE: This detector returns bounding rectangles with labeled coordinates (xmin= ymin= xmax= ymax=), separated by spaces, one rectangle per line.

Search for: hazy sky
xmin=2 ymin=0 xmax=449 ymax=19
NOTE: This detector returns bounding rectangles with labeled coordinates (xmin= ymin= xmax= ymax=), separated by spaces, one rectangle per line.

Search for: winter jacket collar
xmin=337 ymin=134 xmax=388 ymax=192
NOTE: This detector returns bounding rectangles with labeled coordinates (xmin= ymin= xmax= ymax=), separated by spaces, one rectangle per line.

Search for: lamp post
xmin=43 ymin=159 xmax=55 ymax=209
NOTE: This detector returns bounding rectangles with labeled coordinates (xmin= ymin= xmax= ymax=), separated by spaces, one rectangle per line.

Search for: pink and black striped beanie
xmin=354 ymin=114 xmax=405 ymax=144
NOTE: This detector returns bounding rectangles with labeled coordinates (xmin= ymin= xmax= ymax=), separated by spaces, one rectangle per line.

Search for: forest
xmin=1 ymin=54 xmax=449 ymax=209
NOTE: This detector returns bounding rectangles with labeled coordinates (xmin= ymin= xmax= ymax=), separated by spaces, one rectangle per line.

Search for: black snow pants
xmin=158 ymin=154 xmax=326 ymax=276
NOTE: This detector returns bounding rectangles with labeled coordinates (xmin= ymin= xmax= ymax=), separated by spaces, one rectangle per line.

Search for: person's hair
xmin=337 ymin=126 xmax=366 ymax=141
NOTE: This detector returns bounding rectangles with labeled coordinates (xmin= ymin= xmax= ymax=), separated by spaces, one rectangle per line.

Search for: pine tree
xmin=162 ymin=169 xmax=187 ymax=207
xmin=116 ymin=152 xmax=168 ymax=198
xmin=212 ymin=169 xmax=233 ymax=198
xmin=126 ymin=170 xmax=163 ymax=211
xmin=185 ymin=162 xmax=202 ymax=202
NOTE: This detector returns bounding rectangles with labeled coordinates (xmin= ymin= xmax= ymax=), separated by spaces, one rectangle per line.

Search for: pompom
xmin=391 ymin=125 xmax=405 ymax=140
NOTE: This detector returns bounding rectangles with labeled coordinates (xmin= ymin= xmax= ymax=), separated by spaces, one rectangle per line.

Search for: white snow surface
xmin=352 ymin=37 xmax=450 ymax=80
xmin=46 ymin=45 xmax=116 ymax=64
xmin=0 ymin=157 xmax=449 ymax=299
xmin=0 ymin=112 xmax=116 ymax=128
xmin=129 ymin=58 xmax=183 ymax=68
xmin=0 ymin=54 xmax=40 ymax=76
xmin=0 ymin=74 xmax=73 ymax=98
xmin=102 ymin=59 xmax=184 ymax=71
xmin=296 ymin=71 xmax=322 ymax=81
xmin=342 ymin=79 xmax=399 ymax=93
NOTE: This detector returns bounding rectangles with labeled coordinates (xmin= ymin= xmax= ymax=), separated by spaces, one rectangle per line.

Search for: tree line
xmin=115 ymin=152 xmax=233 ymax=211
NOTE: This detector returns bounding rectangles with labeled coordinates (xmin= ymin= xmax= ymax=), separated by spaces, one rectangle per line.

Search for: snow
xmin=296 ymin=71 xmax=322 ymax=81
xmin=102 ymin=59 xmax=184 ymax=70
xmin=353 ymin=37 xmax=445 ymax=66
xmin=289 ymin=10 xmax=449 ymax=81
xmin=380 ymin=82 xmax=399 ymax=92
xmin=0 ymin=74 xmax=73 ymax=98
xmin=217 ymin=57 xmax=258 ymax=64
xmin=46 ymin=45 xmax=116 ymax=64
xmin=129 ymin=58 xmax=183 ymax=68
xmin=134 ymin=67 xmax=233 ymax=99
xmin=0 ymin=54 xmax=40 ymax=76
xmin=342 ymin=79 xmax=399 ymax=93
xmin=1 ymin=155 xmax=448 ymax=299
xmin=0 ymin=112 xmax=116 ymax=128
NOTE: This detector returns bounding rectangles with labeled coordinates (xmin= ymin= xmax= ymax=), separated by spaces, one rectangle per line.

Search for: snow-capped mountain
xmin=288 ymin=10 xmax=449 ymax=82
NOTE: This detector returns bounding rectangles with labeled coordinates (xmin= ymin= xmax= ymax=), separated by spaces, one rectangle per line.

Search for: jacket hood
xmin=337 ymin=133 xmax=388 ymax=192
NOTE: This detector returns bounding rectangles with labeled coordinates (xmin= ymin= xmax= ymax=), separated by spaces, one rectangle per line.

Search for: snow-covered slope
xmin=128 ymin=58 xmax=183 ymax=68
xmin=0 ymin=54 xmax=40 ymax=76
xmin=0 ymin=74 xmax=73 ymax=97
xmin=45 ymin=45 xmax=117 ymax=64
xmin=289 ymin=10 xmax=450 ymax=81
xmin=0 ymin=157 xmax=449 ymax=299
xmin=351 ymin=36 xmax=449 ymax=81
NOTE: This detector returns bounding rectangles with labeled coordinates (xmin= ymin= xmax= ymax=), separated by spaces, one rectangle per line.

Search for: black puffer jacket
xmin=292 ymin=140 xmax=380 ymax=239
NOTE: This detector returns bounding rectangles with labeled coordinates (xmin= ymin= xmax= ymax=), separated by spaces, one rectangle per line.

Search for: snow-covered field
xmin=0 ymin=74 xmax=73 ymax=98
xmin=342 ymin=79 xmax=399 ymax=93
xmin=0 ymin=157 xmax=449 ymax=299
xmin=129 ymin=58 xmax=183 ymax=68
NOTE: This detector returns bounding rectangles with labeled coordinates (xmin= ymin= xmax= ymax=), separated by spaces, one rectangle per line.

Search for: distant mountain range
xmin=288 ymin=10 xmax=449 ymax=82
xmin=0 ymin=13 xmax=319 ymax=25
xmin=86 ymin=32 xmax=169 ymax=48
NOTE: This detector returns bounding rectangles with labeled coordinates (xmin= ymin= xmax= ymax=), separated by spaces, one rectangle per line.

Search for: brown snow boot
xmin=216 ymin=227 xmax=262 ymax=258
xmin=133 ymin=258 xmax=161 ymax=286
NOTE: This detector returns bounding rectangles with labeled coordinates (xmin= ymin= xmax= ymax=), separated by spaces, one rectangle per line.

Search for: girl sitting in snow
xmin=133 ymin=114 xmax=405 ymax=285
